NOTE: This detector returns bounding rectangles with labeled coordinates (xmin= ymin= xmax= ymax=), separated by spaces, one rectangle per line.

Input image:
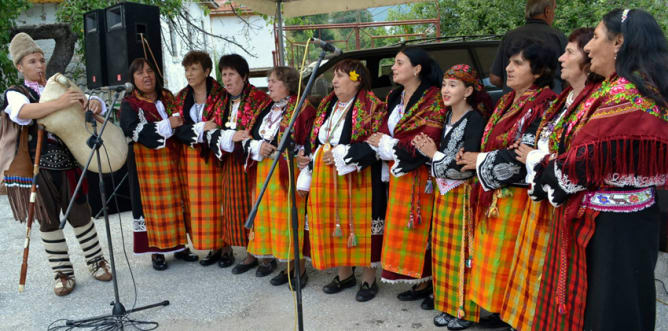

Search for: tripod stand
xmin=58 ymin=90 xmax=168 ymax=329
xmin=245 ymin=48 xmax=329 ymax=331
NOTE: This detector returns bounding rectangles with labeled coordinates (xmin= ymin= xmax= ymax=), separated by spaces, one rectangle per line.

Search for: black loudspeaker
xmin=87 ymin=165 xmax=133 ymax=217
xmin=84 ymin=9 xmax=108 ymax=88
xmin=104 ymin=2 xmax=162 ymax=85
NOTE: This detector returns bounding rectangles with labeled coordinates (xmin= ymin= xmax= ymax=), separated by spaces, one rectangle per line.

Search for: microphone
xmin=100 ymin=82 xmax=134 ymax=93
xmin=311 ymin=38 xmax=343 ymax=56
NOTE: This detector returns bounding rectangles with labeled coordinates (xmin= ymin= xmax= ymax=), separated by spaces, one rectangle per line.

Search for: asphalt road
xmin=0 ymin=196 xmax=666 ymax=331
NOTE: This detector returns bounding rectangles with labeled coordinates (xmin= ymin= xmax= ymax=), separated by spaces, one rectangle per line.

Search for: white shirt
xmin=218 ymin=100 xmax=242 ymax=153
xmin=317 ymin=98 xmax=354 ymax=147
xmin=4 ymin=87 xmax=108 ymax=126
xmin=189 ymin=103 xmax=206 ymax=143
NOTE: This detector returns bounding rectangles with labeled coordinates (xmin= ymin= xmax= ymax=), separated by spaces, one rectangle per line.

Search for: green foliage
xmin=387 ymin=0 xmax=667 ymax=38
xmin=0 ymin=0 xmax=31 ymax=92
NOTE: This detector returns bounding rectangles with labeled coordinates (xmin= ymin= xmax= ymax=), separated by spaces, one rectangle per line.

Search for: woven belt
xmin=583 ymin=187 xmax=655 ymax=212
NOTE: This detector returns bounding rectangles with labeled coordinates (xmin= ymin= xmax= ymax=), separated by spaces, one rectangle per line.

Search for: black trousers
xmin=36 ymin=169 xmax=92 ymax=232
xmin=584 ymin=203 xmax=659 ymax=331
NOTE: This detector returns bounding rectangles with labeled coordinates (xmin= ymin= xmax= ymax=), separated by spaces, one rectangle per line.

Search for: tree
xmin=387 ymin=0 xmax=667 ymax=38
xmin=0 ymin=0 xmax=31 ymax=92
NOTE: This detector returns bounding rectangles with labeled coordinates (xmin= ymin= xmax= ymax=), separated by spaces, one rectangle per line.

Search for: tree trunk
xmin=10 ymin=24 xmax=78 ymax=79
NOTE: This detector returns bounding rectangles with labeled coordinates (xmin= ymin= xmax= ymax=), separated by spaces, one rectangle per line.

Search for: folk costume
xmin=429 ymin=65 xmax=488 ymax=326
xmin=375 ymin=83 xmax=446 ymax=284
xmin=207 ymin=83 xmax=271 ymax=248
xmin=469 ymin=85 xmax=556 ymax=313
xmin=530 ymin=75 xmax=668 ymax=331
xmin=173 ymin=77 xmax=226 ymax=251
xmin=500 ymin=83 xmax=599 ymax=330
xmin=244 ymin=95 xmax=316 ymax=261
xmin=120 ymin=89 xmax=188 ymax=255
xmin=2 ymin=32 xmax=111 ymax=296
xmin=297 ymin=89 xmax=386 ymax=270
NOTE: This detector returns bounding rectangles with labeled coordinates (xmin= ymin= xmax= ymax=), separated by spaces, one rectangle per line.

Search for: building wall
xmin=209 ymin=15 xmax=275 ymax=87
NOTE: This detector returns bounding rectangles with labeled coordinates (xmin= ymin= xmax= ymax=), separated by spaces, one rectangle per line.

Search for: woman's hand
xmin=259 ymin=141 xmax=276 ymax=158
xmin=322 ymin=149 xmax=334 ymax=166
xmin=411 ymin=133 xmax=438 ymax=158
xmin=232 ymin=130 xmax=250 ymax=142
xmin=169 ymin=115 xmax=184 ymax=128
xmin=296 ymin=150 xmax=310 ymax=170
xmin=514 ymin=143 xmax=535 ymax=164
xmin=202 ymin=120 xmax=217 ymax=131
xmin=297 ymin=190 xmax=309 ymax=198
xmin=366 ymin=132 xmax=383 ymax=147
xmin=456 ymin=151 xmax=479 ymax=171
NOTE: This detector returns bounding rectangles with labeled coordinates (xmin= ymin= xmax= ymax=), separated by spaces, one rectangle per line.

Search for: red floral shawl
xmin=379 ymin=85 xmax=446 ymax=154
xmin=123 ymin=89 xmax=177 ymax=122
xmin=309 ymin=89 xmax=386 ymax=147
xmin=174 ymin=77 xmax=225 ymax=126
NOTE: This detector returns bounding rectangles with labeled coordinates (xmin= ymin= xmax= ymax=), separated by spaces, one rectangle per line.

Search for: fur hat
xmin=10 ymin=32 xmax=44 ymax=66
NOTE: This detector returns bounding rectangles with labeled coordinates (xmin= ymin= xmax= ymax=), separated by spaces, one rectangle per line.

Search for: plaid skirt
xmin=307 ymin=148 xmax=374 ymax=270
xmin=381 ymin=164 xmax=434 ymax=282
xmin=247 ymin=156 xmax=306 ymax=261
xmin=220 ymin=154 xmax=253 ymax=247
xmin=469 ymin=186 xmax=528 ymax=313
xmin=501 ymin=199 xmax=553 ymax=330
xmin=182 ymin=147 xmax=225 ymax=250
xmin=432 ymin=183 xmax=480 ymax=322
xmin=532 ymin=206 xmax=596 ymax=331
xmin=134 ymin=143 xmax=188 ymax=250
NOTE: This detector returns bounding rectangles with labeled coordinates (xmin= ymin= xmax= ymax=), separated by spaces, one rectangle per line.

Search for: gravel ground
xmin=0 ymin=196 xmax=666 ymax=331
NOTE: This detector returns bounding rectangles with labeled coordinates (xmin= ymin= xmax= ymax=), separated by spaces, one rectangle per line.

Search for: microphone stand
xmin=245 ymin=48 xmax=328 ymax=331
xmin=58 ymin=90 xmax=168 ymax=329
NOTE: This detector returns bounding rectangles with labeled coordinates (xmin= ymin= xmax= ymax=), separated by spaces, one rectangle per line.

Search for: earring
xmin=414 ymin=72 xmax=417 ymax=77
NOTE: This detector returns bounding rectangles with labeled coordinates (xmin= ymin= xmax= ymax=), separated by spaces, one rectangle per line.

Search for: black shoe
xmin=434 ymin=312 xmax=454 ymax=327
xmin=447 ymin=318 xmax=474 ymax=331
xmin=289 ymin=271 xmax=308 ymax=291
xmin=218 ymin=251 xmax=235 ymax=268
xmin=174 ymin=248 xmax=199 ymax=262
xmin=256 ymin=259 xmax=277 ymax=277
xmin=199 ymin=249 xmax=221 ymax=266
xmin=322 ymin=273 xmax=356 ymax=294
xmin=421 ymin=293 xmax=434 ymax=310
xmin=397 ymin=284 xmax=433 ymax=301
xmin=151 ymin=254 xmax=168 ymax=271
xmin=231 ymin=259 xmax=259 ymax=274
xmin=355 ymin=280 xmax=379 ymax=302
xmin=478 ymin=313 xmax=509 ymax=329
xmin=270 ymin=270 xmax=289 ymax=286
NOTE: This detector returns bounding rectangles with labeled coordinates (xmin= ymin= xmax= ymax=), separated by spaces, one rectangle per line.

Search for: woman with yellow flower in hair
xmin=297 ymin=59 xmax=386 ymax=301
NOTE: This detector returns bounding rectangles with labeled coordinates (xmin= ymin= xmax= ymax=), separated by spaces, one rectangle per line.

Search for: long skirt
xmin=220 ymin=153 xmax=253 ymax=247
xmin=182 ymin=146 xmax=225 ymax=250
xmin=432 ymin=183 xmax=479 ymax=322
xmin=247 ymin=157 xmax=306 ymax=261
xmin=500 ymin=200 xmax=553 ymax=330
xmin=308 ymin=148 xmax=377 ymax=269
xmin=469 ymin=186 xmax=528 ymax=313
xmin=533 ymin=197 xmax=659 ymax=331
xmin=131 ymin=143 xmax=187 ymax=253
xmin=380 ymin=165 xmax=434 ymax=284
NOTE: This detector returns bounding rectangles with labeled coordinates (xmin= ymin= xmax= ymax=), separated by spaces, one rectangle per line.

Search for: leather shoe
xmin=218 ymin=251 xmax=235 ymax=268
xmin=289 ymin=271 xmax=308 ymax=291
xmin=397 ymin=283 xmax=432 ymax=301
xmin=355 ymin=280 xmax=379 ymax=302
xmin=256 ymin=259 xmax=277 ymax=277
xmin=322 ymin=273 xmax=356 ymax=294
xmin=231 ymin=259 xmax=258 ymax=274
xmin=434 ymin=312 xmax=453 ymax=327
xmin=270 ymin=270 xmax=289 ymax=286
xmin=151 ymin=254 xmax=168 ymax=271
xmin=447 ymin=318 xmax=474 ymax=330
xmin=199 ymin=249 xmax=221 ymax=266
xmin=174 ymin=248 xmax=199 ymax=262
xmin=421 ymin=293 xmax=434 ymax=310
